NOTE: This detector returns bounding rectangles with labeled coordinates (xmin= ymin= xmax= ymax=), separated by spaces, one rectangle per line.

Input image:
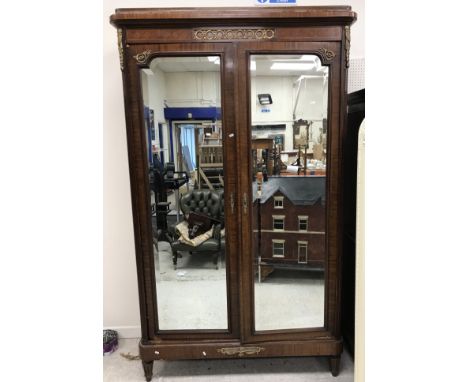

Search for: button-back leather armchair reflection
xmin=171 ymin=190 xmax=223 ymax=269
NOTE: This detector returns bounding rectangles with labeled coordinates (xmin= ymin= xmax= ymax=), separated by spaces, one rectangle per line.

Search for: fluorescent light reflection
xmin=271 ymin=63 xmax=315 ymax=71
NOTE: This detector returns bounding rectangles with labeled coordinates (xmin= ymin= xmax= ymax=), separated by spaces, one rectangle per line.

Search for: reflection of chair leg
xmin=172 ymin=250 xmax=178 ymax=270
xmin=212 ymin=252 xmax=219 ymax=270
xmin=174 ymin=189 xmax=180 ymax=223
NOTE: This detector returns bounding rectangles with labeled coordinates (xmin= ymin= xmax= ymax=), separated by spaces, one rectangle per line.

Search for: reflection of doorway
xmin=173 ymin=121 xmax=210 ymax=173
xmin=179 ymin=124 xmax=196 ymax=171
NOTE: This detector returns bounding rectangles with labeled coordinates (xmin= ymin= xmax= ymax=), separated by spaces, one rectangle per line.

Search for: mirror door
xmin=237 ymin=42 xmax=342 ymax=342
xmin=134 ymin=45 xmax=240 ymax=338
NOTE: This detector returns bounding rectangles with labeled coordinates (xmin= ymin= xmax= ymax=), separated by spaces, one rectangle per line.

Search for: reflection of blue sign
xmin=256 ymin=0 xmax=297 ymax=4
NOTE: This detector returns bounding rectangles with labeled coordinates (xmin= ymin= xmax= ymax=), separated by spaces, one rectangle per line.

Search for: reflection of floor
xmin=155 ymin=241 xmax=228 ymax=330
xmin=155 ymin=242 xmax=324 ymax=332
xmin=104 ymin=338 xmax=355 ymax=382
xmin=255 ymin=269 xmax=324 ymax=331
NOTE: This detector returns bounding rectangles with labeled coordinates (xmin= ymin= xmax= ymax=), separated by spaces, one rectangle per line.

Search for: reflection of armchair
xmin=171 ymin=190 xmax=223 ymax=269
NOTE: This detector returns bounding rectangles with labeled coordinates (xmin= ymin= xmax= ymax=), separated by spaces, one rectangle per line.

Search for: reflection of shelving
xmin=200 ymin=163 xmax=223 ymax=167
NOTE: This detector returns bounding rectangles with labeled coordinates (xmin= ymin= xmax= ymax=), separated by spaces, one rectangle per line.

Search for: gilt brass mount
xmin=344 ymin=26 xmax=351 ymax=68
xmin=217 ymin=346 xmax=265 ymax=357
xmin=133 ymin=50 xmax=152 ymax=64
xmin=194 ymin=28 xmax=275 ymax=41
xmin=117 ymin=29 xmax=124 ymax=70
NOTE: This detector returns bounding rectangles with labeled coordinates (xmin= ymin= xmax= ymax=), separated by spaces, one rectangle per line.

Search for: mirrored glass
xmin=250 ymin=54 xmax=328 ymax=331
xmin=141 ymin=56 xmax=228 ymax=330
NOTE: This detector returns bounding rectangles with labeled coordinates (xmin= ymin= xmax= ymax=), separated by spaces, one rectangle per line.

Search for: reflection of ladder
xmin=197 ymin=143 xmax=223 ymax=190
xmin=198 ymin=167 xmax=224 ymax=190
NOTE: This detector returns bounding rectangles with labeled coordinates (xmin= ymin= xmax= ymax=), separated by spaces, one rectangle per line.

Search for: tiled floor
xmin=104 ymin=338 xmax=354 ymax=382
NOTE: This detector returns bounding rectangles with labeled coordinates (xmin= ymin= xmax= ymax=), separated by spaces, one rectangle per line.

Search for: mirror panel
xmin=141 ymin=56 xmax=228 ymax=330
xmin=250 ymin=54 xmax=328 ymax=331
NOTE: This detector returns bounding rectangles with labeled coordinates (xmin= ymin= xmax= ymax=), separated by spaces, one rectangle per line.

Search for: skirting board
xmin=104 ymin=325 xmax=141 ymax=339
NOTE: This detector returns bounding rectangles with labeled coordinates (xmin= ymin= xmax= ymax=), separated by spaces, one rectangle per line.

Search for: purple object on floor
xmin=103 ymin=330 xmax=118 ymax=355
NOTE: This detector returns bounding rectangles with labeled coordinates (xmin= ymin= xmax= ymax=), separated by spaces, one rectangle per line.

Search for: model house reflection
xmin=253 ymin=176 xmax=326 ymax=281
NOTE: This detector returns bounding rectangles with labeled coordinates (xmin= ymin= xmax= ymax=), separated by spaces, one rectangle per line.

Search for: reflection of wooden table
xmin=280 ymin=169 xmax=326 ymax=176
xmin=280 ymin=149 xmax=326 ymax=175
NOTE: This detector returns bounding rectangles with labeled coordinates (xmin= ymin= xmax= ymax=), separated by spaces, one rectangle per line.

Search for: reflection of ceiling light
xmin=208 ymin=56 xmax=220 ymax=64
xmin=296 ymin=74 xmax=326 ymax=82
xmin=251 ymin=61 xmax=256 ymax=71
xmin=300 ymin=55 xmax=316 ymax=61
xmin=271 ymin=63 xmax=315 ymax=70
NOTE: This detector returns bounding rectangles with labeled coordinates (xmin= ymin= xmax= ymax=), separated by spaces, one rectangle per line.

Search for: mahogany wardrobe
xmin=110 ymin=6 xmax=356 ymax=381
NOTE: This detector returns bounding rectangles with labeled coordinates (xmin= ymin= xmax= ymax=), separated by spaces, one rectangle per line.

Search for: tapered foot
xmin=142 ymin=360 xmax=154 ymax=382
xmin=329 ymin=355 xmax=341 ymax=377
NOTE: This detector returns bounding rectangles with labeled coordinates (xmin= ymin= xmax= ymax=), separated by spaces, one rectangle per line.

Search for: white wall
xmin=166 ymin=71 xmax=221 ymax=107
xmin=103 ymin=0 xmax=364 ymax=337
xmin=146 ymin=67 xmax=167 ymax=124
xmin=104 ymin=0 xmax=140 ymax=335
xmin=250 ymin=75 xmax=328 ymax=151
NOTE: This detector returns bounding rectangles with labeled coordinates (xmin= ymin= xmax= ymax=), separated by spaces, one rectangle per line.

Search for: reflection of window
xmin=273 ymin=240 xmax=285 ymax=258
xmin=180 ymin=125 xmax=196 ymax=170
xmin=274 ymin=196 xmax=284 ymax=208
xmin=298 ymin=241 xmax=308 ymax=263
xmin=273 ymin=216 xmax=285 ymax=230
xmin=298 ymin=216 xmax=308 ymax=231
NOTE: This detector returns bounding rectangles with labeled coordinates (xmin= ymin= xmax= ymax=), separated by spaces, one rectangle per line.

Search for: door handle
xmin=230 ymin=192 xmax=235 ymax=214
xmin=243 ymin=193 xmax=248 ymax=215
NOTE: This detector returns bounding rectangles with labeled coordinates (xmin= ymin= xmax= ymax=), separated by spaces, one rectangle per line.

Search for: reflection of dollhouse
xmin=252 ymin=176 xmax=326 ymax=279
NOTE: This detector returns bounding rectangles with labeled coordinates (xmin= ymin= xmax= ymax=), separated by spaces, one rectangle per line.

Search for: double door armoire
xmin=110 ymin=6 xmax=356 ymax=381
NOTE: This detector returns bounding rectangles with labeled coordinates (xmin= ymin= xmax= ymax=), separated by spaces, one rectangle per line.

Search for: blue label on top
xmin=256 ymin=0 xmax=297 ymax=4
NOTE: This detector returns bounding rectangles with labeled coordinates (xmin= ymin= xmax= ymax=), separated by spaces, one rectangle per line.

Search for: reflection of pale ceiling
xmin=149 ymin=57 xmax=220 ymax=73
xmin=148 ymin=55 xmax=328 ymax=78
xmin=251 ymin=55 xmax=328 ymax=77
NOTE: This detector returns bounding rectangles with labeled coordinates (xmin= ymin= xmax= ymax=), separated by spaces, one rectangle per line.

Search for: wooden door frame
xmin=121 ymin=41 xmax=241 ymax=342
xmin=236 ymin=40 xmax=345 ymax=345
